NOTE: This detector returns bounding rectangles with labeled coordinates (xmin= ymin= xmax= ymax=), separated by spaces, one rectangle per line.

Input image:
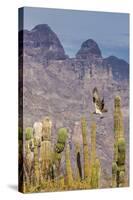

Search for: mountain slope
xmin=19 ymin=24 xmax=129 ymax=187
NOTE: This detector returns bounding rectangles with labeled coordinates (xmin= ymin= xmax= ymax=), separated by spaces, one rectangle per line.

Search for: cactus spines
xmin=65 ymin=143 xmax=73 ymax=187
xmin=112 ymin=96 xmax=126 ymax=187
xmin=81 ymin=117 xmax=90 ymax=181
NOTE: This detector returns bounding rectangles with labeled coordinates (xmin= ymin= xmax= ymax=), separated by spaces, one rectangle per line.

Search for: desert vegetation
xmin=19 ymin=95 xmax=127 ymax=193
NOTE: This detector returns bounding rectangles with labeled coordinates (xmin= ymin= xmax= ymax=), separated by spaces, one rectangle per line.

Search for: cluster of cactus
xmin=112 ymin=96 xmax=126 ymax=187
xmin=20 ymin=95 xmax=127 ymax=192
xmin=20 ymin=112 xmax=103 ymax=192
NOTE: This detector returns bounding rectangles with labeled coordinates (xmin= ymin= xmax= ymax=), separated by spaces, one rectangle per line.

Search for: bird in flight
xmin=92 ymin=87 xmax=108 ymax=117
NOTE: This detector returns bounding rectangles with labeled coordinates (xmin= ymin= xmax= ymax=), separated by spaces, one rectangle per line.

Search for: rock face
xmin=19 ymin=24 xmax=129 ymax=187
xmin=103 ymin=56 xmax=129 ymax=80
xmin=76 ymin=39 xmax=102 ymax=59
xmin=20 ymin=24 xmax=68 ymax=61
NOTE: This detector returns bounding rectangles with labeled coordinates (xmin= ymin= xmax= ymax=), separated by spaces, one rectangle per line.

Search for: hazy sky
xmin=22 ymin=7 xmax=129 ymax=62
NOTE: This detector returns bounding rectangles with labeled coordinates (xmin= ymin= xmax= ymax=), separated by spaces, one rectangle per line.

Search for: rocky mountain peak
xmin=103 ymin=55 xmax=129 ymax=80
xmin=31 ymin=24 xmax=51 ymax=32
xmin=76 ymin=39 xmax=102 ymax=59
xmin=22 ymin=24 xmax=68 ymax=60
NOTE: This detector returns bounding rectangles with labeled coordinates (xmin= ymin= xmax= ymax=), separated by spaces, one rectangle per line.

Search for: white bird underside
xmin=95 ymin=103 xmax=102 ymax=115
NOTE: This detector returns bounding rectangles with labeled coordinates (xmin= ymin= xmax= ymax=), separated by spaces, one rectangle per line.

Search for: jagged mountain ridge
xmin=20 ymin=24 xmax=129 ymax=187
xmin=103 ymin=55 xmax=129 ymax=80
xmin=19 ymin=24 xmax=68 ymax=61
xmin=20 ymin=24 xmax=129 ymax=80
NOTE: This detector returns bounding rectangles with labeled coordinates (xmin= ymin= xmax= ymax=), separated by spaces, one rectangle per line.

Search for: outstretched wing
xmin=93 ymin=87 xmax=100 ymax=103
xmin=101 ymin=98 xmax=105 ymax=110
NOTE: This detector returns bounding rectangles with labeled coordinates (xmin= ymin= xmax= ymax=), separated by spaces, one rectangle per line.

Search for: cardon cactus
xmin=25 ymin=127 xmax=33 ymax=140
xmin=57 ymin=128 xmax=68 ymax=144
xmin=52 ymin=151 xmax=62 ymax=178
xmin=72 ymin=122 xmax=83 ymax=181
xmin=117 ymin=138 xmax=126 ymax=166
xmin=42 ymin=117 xmax=52 ymax=141
xmin=90 ymin=121 xmax=96 ymax=165
xmin=41 ymin=140 xmax=52 ymax=179
xmin=33 ymin=138 xmax=40 ymax=186
xmin=53 ymin=128 xmax=68 ymax=178
xmin=75 ymin=143 xmax=82 ymax=180
xmin=90 ymin=164 xmax=97 ymax=188
xmin=112 ymin=96 xmax=126 ymax=187
xmin=40 ymin=117 xmax=52 ymax=180
xmin=117 ymin=138 xmax=126 ymax=187
xmin=112 ymin=161 xmax=117 ymax=188
xmin=65 ymin=143 xmax=73 ymax=187
xmin=55 ymin=128 xmax=68 ymax=153
xmin=90 ymin=120 xmax=101 ymax=188
xmin=33 ymin=121 xmax=42 ymax=141
xmin=119 ymin=171 xmax=125 ymax=187
xmin=81 ymin=117 xmax=90 ymax=182
xmin=24 ymin=127 xmax=34 ymax=189
xmin=114 ymin=96 xmax=124 ymax=141
xmin=18 ymin=127 xmax=23 ymax=192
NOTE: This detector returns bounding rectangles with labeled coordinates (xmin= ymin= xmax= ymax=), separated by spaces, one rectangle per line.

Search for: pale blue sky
xmin=22 ymin=7 xmax=129 ymax=62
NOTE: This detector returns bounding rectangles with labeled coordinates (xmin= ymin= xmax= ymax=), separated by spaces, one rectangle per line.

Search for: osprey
xmin=92 ymin=87 xmax=108 ymax=115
